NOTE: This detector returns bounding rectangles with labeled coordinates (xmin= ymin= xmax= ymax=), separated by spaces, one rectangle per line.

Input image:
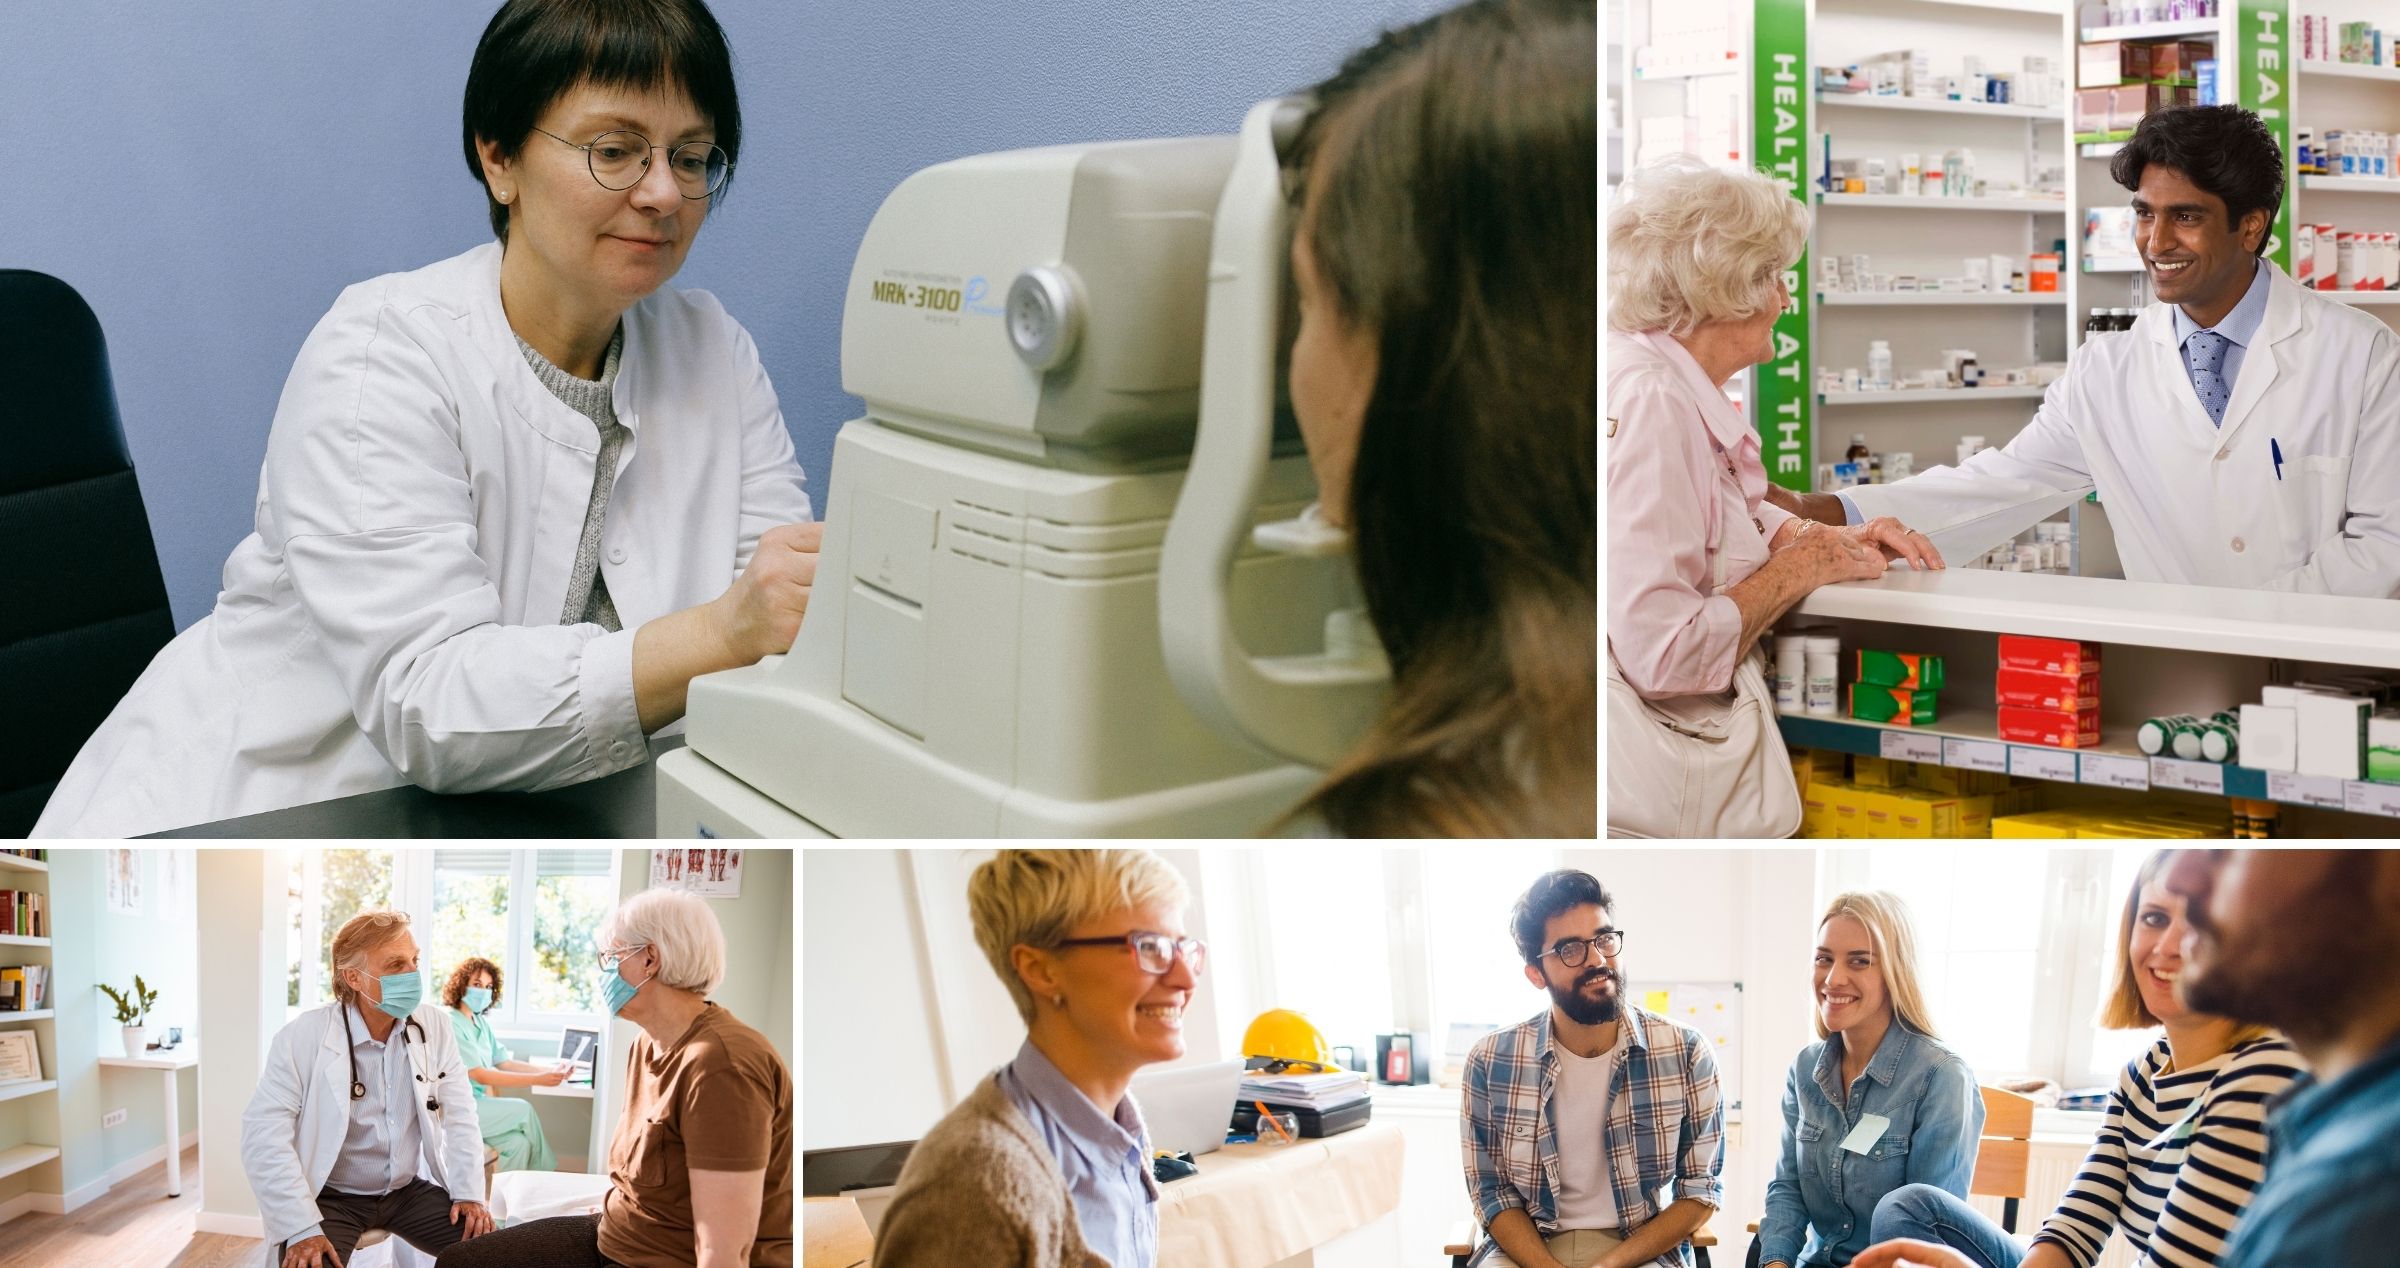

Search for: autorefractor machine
xmin=651 ymin=100 xmax=1390 ymax=837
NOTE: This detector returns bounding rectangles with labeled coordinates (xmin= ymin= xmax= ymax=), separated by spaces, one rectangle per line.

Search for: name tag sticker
xmin=1841 ymin=1113 xmax=1891 ymax=1155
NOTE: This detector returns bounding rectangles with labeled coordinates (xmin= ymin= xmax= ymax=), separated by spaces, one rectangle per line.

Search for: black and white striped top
xmin=2032 ymin=1032 xmax=2304 ymax=1268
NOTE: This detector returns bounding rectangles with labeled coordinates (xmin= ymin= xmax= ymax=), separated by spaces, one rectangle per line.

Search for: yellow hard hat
xmin=1242 ymin=1009 xmax=1339 ymax=1073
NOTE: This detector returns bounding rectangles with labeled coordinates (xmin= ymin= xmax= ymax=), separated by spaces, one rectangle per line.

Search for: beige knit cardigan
xmin=871 ymin=1073 xmax=1117 ymax=1267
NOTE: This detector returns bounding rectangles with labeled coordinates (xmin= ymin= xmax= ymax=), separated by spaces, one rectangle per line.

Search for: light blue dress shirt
xmin=998 ymin=1039 xmax=1161 ymax=1268
xmin=324 ymin=1004 xmax=429 ymax=1197
xmin=1838 ymin=257 xmax=2274 ymax=523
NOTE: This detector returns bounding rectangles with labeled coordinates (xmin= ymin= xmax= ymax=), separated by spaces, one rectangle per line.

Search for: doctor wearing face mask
xmin=1776 ymin=105 xmax=2400 ymax=597
xmin=242 ymin=911 xmax=492 ymax=1268
xmin=443 ymin=956 xmax=566 ymax=1172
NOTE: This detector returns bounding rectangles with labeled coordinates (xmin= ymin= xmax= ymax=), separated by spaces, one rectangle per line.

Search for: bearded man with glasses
xmin=1461 ymin=870 xmax=1725 ymax=1268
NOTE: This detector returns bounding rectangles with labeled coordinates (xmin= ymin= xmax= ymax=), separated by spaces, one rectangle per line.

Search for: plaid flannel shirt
xmin=1461 ymin=1004 xmax=1725 ymax=1268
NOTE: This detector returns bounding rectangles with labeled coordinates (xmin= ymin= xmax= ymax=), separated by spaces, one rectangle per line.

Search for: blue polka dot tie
xmin=2186 ymin=329 xmax=2231 ymax=428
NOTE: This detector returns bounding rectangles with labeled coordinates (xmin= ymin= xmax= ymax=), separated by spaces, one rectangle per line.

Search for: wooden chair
xmin=1737 ymin=1084 xmax=2039 ymax=1266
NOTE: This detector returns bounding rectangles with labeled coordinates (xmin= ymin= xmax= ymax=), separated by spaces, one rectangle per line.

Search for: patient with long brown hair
xmin=1280 ymin=0 xmax=1595 ymax=837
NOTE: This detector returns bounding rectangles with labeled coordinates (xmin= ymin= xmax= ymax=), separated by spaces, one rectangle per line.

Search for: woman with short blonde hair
xmin=1863 ymin=852 xmax=2307 ymax=1268
xmin=1755 ymin=891 xmax=1982 ymax=1268
xmin=1607 ymin=158 xmax=1939 ymax=837
xmin=877 ymin=850 xmax=1203 ymax=1268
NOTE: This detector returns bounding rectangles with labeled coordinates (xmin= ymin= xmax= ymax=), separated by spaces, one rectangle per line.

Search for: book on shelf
xmin=0 ymin=891 xmax=44 ymax=939
xmin=0 ymin=965 xmax=48 ymax=1012
xmin=0 ymin=849 xmax=45 ymax=863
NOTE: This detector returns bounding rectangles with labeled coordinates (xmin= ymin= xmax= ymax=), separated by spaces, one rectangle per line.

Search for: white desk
xmin=97 ymin=1047 xmax=198 ymax=1196
xmin=530 ymin=1082 xmax=595 ymax=1099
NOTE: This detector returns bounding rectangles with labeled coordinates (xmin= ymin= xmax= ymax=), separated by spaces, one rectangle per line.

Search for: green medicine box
xmin=1856 ymin=650 xmax=1945 ymax=692
xmin=1850 ymin=682 xmax=1939 ymax=727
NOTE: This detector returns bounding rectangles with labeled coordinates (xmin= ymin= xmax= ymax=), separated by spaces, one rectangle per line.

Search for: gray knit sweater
xmin=872 ymin=1075 xmax=1110 ymax=1267
xmin=517 ymin=327 xmax=626 ymax=632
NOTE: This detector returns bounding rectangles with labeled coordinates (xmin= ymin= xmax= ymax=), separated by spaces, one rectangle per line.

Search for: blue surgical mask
xmin=601 ymin=951 xmax=650 ymax=1016
xmin=372 ymin=970 xmax=423 ymax=1020
xmin=464 ymin=986 xmax=493 ymax=1014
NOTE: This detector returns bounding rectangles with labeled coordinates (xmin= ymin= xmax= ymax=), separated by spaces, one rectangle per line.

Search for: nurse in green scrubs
xmin=442 ymin=957 xmax=567 ymax=1172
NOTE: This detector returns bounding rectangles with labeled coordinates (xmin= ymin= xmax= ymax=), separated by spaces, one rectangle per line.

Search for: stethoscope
xmin=341 ymin=1002 xmax=444 ymax=1113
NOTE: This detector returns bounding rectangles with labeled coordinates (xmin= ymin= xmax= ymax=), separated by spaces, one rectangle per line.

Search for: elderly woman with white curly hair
xmin=436 ymin=888 xmax=791 ymax=1268
xmin=1609 ymin=158 xmax=1941 ymax=836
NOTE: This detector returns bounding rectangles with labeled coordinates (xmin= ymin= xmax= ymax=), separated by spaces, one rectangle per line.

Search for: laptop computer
xmin=1130 ymin=1058 xmax=1245 ymax=1161
xmin=557 ymin=1027 xmax=599 ymax=1084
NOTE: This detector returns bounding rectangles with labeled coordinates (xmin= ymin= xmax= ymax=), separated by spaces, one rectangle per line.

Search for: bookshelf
xmin=0 ymin=849 xmax=57 ymax=1225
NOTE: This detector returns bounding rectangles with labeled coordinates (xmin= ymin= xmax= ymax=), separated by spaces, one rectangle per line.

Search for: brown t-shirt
xmin=600 ymin=1003 xmax=794 ymax=1268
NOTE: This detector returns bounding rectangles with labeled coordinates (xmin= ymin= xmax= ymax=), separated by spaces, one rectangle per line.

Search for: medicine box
xmin=1995 ymin=665 xmax=2101 ymax=711
xmin=1992 ymin=809 xmax=2088 ymax=838
xmin=1907 ymin=764 xmax=2011 ymax=797
xmin=2145 ymin=42 xmax=2210 ymax=80
xmin=1998 ymin=704 xmax=2101 ymax=748
xmin=2074 ymin=88 xmax=2113 ymax=136
xmin=1851 ymin=683 xmax=1938 ymax=726
xmin=1852 ymin=754 xmax=1910 ymax=788
xmin=2238 ymin=703 xmax=2298 ymax=772
xmin=1800 ymin=780 xmax=1841 ymax=838
xmin=2295 ymin=692 xmax=2370 ymax=780
xmin=1998 ymin=634 xmax=2100 ymax=675
xmin=2371 ymin=713 xmax=2400 ymax=785
xmin=1857 ymin=650 xmax=1945 ymax=691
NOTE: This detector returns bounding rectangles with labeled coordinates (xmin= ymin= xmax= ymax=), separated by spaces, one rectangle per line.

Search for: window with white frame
xmin=1819 ymin=845 xmax=2168 ymax=1091
xmin=287 ymin=848 xmax=617 ymax=1032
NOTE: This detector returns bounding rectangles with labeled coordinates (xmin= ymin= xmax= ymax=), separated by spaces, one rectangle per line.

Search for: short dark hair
xmin=1510 ymin=870 xmax=1611 ymax=965
xmin=461 ymin=0 xmax=743 ymax=242
xmin=2109 ymin=105 xmax=2283 ymax=257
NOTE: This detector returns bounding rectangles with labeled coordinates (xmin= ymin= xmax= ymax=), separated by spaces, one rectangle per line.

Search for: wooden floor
xmin=0 ymin=1145 xmax=262 ymax=1268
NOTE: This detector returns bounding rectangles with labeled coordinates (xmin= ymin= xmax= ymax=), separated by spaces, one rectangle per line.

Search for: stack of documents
xmin=1238 ymin=1070 xmax=1371 ymax=1112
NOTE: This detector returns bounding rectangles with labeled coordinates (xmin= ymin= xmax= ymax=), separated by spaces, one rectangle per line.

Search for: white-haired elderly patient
xmin=242 ymin=910 xmax=495 ymax=1268
xmin=436 ymin=888 xmax=793 ymax=1268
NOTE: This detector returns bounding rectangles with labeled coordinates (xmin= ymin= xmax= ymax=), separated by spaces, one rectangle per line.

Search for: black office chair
xmin=0 ymin=269 xmax=176 ymax=835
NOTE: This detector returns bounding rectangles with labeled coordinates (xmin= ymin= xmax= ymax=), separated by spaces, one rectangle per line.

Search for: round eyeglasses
xmin=1055 ymin=930 xmax=1208 ymax=976
xmin=1542 ymin=930 xmax=1625 ymax=968
xmin=596 ymin=943 xmax=650 ymax=973
xmin=532 ymin=126 xmax=731 ymax=197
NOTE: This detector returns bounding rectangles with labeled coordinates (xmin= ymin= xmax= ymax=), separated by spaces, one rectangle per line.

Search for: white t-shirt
xmin=1551 ymin=1024 xmax=1626 ymax=1228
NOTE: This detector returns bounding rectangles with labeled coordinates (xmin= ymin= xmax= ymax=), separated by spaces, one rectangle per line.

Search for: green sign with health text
xmin=2242 ymin=0 xmax=2294 ymax=272
xmin=1753 ymin=0 xmax=1811 ymax=490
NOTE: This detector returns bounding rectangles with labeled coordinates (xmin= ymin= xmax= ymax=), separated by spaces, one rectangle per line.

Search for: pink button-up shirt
xmin=1607 ymin=329 xmax=1793 ymax=698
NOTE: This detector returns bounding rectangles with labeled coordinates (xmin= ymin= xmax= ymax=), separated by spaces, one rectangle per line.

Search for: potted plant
xmin=99 ymin=976 xmax=159 ymax=1058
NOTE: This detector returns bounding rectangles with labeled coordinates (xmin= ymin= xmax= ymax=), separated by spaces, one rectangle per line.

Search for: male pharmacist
xmin=1774 ymin=104 xmax=2400 ymax=596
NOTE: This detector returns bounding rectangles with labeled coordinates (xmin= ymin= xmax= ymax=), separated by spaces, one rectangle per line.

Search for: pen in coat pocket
xmin=2272 ymin=437 xmax=2283 ymax=481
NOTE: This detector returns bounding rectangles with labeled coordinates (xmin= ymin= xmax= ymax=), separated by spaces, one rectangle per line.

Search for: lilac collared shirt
xmin=1607 ymin=328 xmax=1795 ymax=698
xmin=998 ymin=1039 xmax=1161 ymax=1268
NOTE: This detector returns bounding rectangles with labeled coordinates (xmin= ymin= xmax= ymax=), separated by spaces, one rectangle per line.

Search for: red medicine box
xmin=1995 ymin=664 xmax=2103 ymax=712
xmin=1998 ymin=634 xmax=2101 ymax=676
xmin=1998 ymin=704 xmax=2103 ymax=749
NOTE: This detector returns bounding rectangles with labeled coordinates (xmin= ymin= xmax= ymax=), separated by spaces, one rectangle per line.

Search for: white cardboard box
xmin=2296 ymin=693 xmax=2370 ymax=780
xmin=2240 ymin=703 xmax=2299 ymax=773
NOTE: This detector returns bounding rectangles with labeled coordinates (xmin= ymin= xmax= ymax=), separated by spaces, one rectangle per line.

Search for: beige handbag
xmin=1606 ymin=444 xmax=1804 ymax=840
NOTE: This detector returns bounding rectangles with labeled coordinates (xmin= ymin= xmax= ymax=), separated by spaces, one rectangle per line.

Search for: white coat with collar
xmin=32 ymin=241 xmax=811 ymax=838
xmin=1844 ymin=261 xmax=2400 ymax=596
xmin=240 ymin=1000 xmax=487 ymax=1250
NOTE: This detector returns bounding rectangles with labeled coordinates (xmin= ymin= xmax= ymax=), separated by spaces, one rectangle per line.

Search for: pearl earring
xmin=499 ymin=191 xmax=512 ymax=204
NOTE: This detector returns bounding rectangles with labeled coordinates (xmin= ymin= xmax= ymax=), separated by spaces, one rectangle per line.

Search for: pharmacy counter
xmin=1778 ymin=568 xmax=2400 ymax=826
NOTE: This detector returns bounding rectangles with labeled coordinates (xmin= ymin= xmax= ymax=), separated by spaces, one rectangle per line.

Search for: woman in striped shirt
xmin=1852 ymin=849 xmax=2306 ymax=1268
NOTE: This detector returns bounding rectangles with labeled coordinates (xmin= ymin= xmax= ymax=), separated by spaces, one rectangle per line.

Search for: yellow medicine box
xmin=1853 ymin=755 xmax=1911 ymax=788
xmin=1991 ymin=809 xmax=2091 ymax=838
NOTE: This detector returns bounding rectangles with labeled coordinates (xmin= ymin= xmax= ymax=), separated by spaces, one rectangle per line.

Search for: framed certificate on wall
xmin=0 ymin=1030 xmax=39 ymax=1085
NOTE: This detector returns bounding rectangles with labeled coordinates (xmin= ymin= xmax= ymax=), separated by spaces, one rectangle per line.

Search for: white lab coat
xmin=240 ymin=1001 xmax=488 ymax=1250
xmin=33 ymin=242 xmax=811 ymax=837
xmin=1844 ymin=262 xmax=2400 ymax=596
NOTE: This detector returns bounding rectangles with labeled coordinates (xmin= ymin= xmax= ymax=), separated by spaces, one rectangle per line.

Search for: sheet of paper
xmin=1841 ymin=1113 xmax=1892 ymax=1155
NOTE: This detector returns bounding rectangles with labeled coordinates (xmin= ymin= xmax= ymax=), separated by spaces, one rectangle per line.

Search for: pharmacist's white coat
xmin=1844 ymin=262 xmax=2400 ymax=597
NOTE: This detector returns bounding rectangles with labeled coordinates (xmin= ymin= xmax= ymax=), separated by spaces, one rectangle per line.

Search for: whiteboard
xmin=1640 ymin=980 xmax=1744 ymax=1123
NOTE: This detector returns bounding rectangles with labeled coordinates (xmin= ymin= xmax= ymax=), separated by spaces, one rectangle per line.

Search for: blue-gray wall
xmin=4 ymin=1 xmax=1444 ymax=627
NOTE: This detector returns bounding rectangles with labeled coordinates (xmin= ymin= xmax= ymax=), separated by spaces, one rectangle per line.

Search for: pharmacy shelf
xmin=1819 ymin=193 xmax=2068 ymax=212
xmin=2299 ymin=59 xmax=2400 ymax=82
xmin=0 ymin=856 xmax=44 ymax=874
xmin=1818 ymin=292 xmax=2067 ymax=305
xmin=2321 ymin=290 xmax=2400 ymax=305
xmin=1778 ymin=709 xmax=2400 ymax=818
xmin=1815 ymin=93 xmax=2066 ymax=120
xmin=2083 ymin=260 xmax=2144 ymax=272
xmin=0 ymin=935 xmax=49 ymax=948
xmin=1821 ymin=387 xmax=2048 ymax=404
xmin=0 ymin=1080 xmax=58 ymax=1105
xmin=2299 ymin=175 xmax=2400 ymax=193
xmin=1903 ymin=0 xmax=2062 ymax=12
xmin=0 ymin=1144 xmax=60 ymax=1182
xmin=1793 ymin=566 xmax=2400 ymax=669
xmin=0 ymin=1011 xmax=54 ymax=1022
xmin=1633 ymin=51 xmax=1740 ymax=79
xmin=2077 ymin=18 xmax=2220 ymax=42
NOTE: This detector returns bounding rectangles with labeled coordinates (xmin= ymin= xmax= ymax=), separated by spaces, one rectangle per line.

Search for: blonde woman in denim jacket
xmin=1754 ymin=892 xmax=1983 ymax=1268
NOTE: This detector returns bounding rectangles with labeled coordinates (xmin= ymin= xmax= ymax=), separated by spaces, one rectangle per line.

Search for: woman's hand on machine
xmin=709 ymin=522 xmax=824 ymax=664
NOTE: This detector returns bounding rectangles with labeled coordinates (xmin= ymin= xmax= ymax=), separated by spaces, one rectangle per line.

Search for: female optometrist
xmin=32 ymin=0 xmax=816 ymax=838
xmin=1776 ymin=104 xmax=2400 ymax=598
